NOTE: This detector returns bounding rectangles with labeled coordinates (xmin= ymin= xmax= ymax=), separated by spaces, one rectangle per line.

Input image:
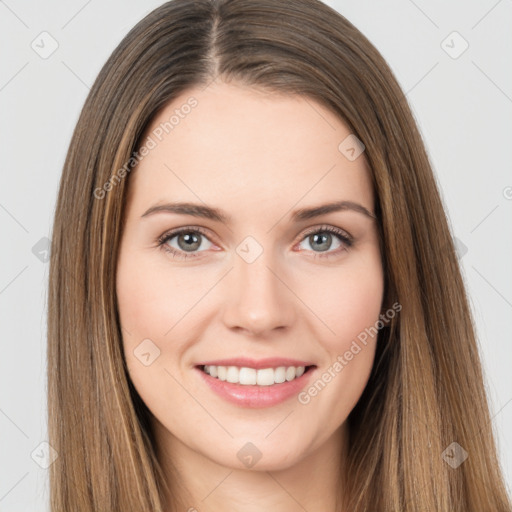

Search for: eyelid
xmin=298 ymin=224 xmax=353 ymax=244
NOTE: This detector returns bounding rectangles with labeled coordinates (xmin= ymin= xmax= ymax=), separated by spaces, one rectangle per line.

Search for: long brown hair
xmin=47 ymin=0 xmax=511 ymax=510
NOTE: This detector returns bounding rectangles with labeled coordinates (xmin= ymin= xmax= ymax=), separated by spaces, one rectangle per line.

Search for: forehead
xmin=127 ymin=81 xmax=374 ymax=220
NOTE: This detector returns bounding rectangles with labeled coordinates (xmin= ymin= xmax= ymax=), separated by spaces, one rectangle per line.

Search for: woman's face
xmin=116 ymin=81 xmax=384 ymax=471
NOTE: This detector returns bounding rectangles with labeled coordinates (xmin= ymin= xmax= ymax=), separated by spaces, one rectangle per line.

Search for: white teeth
xmin=202 ymin=365 xmax=308 ymax=385
xmin=226 ymin=366 xmax=239 ymax=383
xmin=274 ymin=366 xmax=286 ymax=384
xmin=256 ymin=368 xmax=275 ymax=386
xmin=239 ymin=367 xmax=257 ymax=385
xmin=285 ymin=366 xmax=296 ymax=381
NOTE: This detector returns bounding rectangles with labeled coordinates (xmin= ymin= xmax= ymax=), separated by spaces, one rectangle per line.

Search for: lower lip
xmin=195 ymin=366 xmax=316 ymax=408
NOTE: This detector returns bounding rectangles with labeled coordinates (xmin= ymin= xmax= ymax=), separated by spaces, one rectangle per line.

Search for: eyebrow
xmin=141 ymin=200 xmax=377 ymax=223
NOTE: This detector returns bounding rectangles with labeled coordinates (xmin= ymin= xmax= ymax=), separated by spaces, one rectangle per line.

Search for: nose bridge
xmin=222 ymin=236 xmax=295 ymax=335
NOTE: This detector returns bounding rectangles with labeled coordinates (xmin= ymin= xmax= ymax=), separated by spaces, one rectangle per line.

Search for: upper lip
xmin=195 ymin=357 xmax=315 ymax=369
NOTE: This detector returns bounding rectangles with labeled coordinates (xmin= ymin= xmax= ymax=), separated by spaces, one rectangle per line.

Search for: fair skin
xmin=116 ymin=80 xmax=384 ymax=511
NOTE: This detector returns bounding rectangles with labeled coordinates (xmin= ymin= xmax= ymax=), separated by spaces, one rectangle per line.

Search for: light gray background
xmin=1 ymin=1 xmax=511 ymax=510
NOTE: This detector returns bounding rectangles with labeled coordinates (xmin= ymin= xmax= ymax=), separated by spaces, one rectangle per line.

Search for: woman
xmin=47 ymin=0 xmax=512 ymax=510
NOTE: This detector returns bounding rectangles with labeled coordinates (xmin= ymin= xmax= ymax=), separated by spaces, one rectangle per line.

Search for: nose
xmin=221 ymin=248 xmax=296 ymax=337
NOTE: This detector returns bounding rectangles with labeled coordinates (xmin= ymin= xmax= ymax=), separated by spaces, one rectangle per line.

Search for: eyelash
xmin=157 ymin=225 xmax=353 ymax=260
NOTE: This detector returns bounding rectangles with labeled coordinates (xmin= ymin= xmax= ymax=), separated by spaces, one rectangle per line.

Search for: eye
xmin=296 ymin=225 xmax=353 ymax=258
xmin=157 ymin=227 xmax=214 ymax=259
xmin=157 ymin=224 xmax=353 ymax=260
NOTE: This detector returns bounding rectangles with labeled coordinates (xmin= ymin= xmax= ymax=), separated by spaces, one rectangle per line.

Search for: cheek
xmin=116 ymin=250 xmax=203 ymax=341
xmin=295 ymin=253 xmax=383 ymax=415
xmin=115 ymin=250 xmax=218 ymax=393
xmin=115 ymin=253 xmax=194 ymax=414
xmin=115 ymin=251 xmax=182 ymax=389
xmin=301 ymin=251 xmax=384 ymax=351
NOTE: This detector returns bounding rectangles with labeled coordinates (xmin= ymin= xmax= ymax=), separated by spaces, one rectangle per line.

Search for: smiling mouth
xmin=198 ymin=364 xmax=316 ymax=386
